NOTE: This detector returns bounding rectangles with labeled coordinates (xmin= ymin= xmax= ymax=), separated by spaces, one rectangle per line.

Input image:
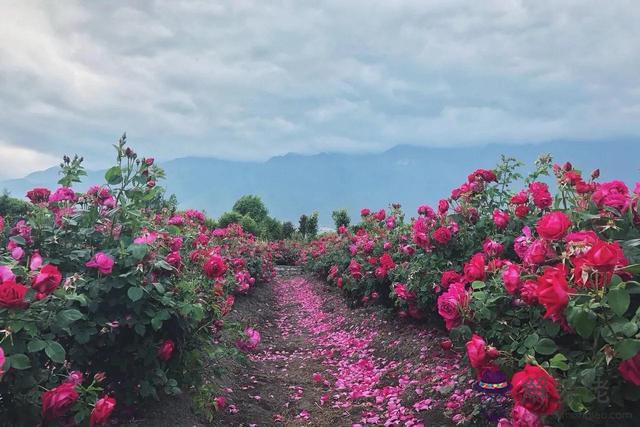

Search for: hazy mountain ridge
xmin=2 ymin=141 xmax=638 ymax=227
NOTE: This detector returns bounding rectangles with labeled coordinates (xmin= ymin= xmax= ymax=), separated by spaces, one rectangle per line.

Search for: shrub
xmin=301 ymin=156 xmax=640 ymax=425
xmin=0 ymin=137 xmax=274 ymax=425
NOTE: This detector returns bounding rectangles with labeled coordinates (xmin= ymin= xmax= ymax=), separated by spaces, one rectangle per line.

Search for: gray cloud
xmin=1 ymin=0 xmax=639 ymax=178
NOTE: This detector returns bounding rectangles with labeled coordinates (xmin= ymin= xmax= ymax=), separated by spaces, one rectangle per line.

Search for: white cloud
xmin=0 ymin=0 xmax=639 ymax=174
xmin=0 ymin=141 xmax=59 ymax=179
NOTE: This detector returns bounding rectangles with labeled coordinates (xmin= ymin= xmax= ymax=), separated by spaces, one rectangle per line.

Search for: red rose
xmin=90 ymin=395 xmax=116 ymax=427
xmin=619 ymin=352 xmax=640 ymax=386
xmin=465 ymin=334 xmax=488 ymax=370
xmin=42 ymin=382 xmax=79 ymax=420
xmin=166 ymin=251 xmax=183 ymax=271
xmin=524 ymin=239 xmax=553 ymax=265
xmin=492 ymin=209 xmax=510 ymax=229
xmin=592 ymin=180 xmax=630 ymax=212
xmin=536 ymin=211 xmax=571 ymax=240
xmin=437 ymin=282 xmax=469 ymax=330
xmin=379 ymin=253 xmax=395 ymax=271
xmin=440 ymin=270 xmax=463 ymax=290
xmin=520 ymin=279 xmax=539 ymax=304
xmin=433 ymin=226 xmax=452 ymax=244
xmin=514 ymin=204 xmax=530 ymax=218
xmin=464 ymin=253 xmax=486 ymax=281
xmin=26 ymin=187 xmax=51 ymax=204
xmin=583 ymin=240 xmax=626 ymax=272
xmin=438 ymin=199 xmax=449 ymax=214
xmin=536 ymin=266 xmax=569 ymax=323
xmin=440 ymin=338 xmax=453 ymax=351
xmin=529 ymin=182 xmax=552 ymax=209
xmin=203 ymin=255 xmax=227 ymax=278
xmin=511 ymin=365 xmax=560 ymax=415
xmin=31 ymin=264 xmax=62 ymax=295
xmin=0 ymin=279 xmax=29 ymax=308
xmin=510 ymin=190 xmax=529 ymax=205
xmin=158 ymin=339 xmax=174 ymax=362
xmin=360 ymin=208 xmax=370 ymax=216
xmin=501 ymin=264 xmax=521 ymax=294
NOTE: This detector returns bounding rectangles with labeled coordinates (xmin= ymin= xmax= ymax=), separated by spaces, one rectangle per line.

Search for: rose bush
xmin=301 ymin=156 xmax=640 ymax=425
xmin=0 ymin=136 xmax=274 ymax=425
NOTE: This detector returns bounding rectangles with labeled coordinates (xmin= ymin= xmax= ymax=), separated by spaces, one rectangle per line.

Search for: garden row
xmin=300 ymin=156 xmax=640 ymax=426
xmin=0 ymin=138 xmax=275 ymax=425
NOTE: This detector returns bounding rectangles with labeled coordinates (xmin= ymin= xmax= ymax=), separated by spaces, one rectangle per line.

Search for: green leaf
xmin=572 ymin=309 xmax=597 ymax=338
xmin=549 ymin=353 xmax=569 ymax=371
xmin=535 ymin=338 xmax=558 ymax=355
xmin=9 ymin=235 xmax=26 ymax=245
xmin=27 ymin=339 xmax=47 ymax=353
xmin=151 ymin=317 xmax=163 ymax=331
xmin=616 ymin=339 xmax=640 ymax=359
xmin=135 ymin=323 xmax=146 ymax=336
xmin=8 ymin=354 xmax=31 ymax=370
xmin=471 ymin=281 xmax=485 ymax=290
xmin=45 ymin=341 xmax=66 ymax=363
xmin=58 ymin=309 xmax=83 ymax=324
xmin=524 ymin=333 xmax=539 ymax=348
xmin=128 ymin=287 xmax=144 ymax=302
xmin=623 ymin=322 xmax=638 ymax=338
xmin=104 ymin=166 xmax=123 ymax=184
xmin=128 ymin=244 xmax=149 ymax=261
xmin=609 ymin=287 xmax=630 ymax=316
xmin=580 ymin=368 xmax=597 ymax=387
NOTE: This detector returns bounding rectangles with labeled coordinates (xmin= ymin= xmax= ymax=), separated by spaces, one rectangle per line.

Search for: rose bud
xmin=591 ymin=168 xmax=600 ymax=179
xmin=440 ymin=338 xmax=453 ymax=351
xmin=486 ymin=346 xmax=500 ymax=359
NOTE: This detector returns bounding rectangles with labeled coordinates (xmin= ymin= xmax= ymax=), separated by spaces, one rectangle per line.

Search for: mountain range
xmin=2 ymin=140 xmax=638 ymax=227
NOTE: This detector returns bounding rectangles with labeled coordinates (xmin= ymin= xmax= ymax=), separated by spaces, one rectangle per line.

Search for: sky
xmin=1 ymin=0 xmax=640 ymax=179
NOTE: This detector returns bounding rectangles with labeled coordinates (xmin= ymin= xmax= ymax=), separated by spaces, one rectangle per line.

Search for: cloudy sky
xmin=1 ymin=0 xmax=639 ymax=179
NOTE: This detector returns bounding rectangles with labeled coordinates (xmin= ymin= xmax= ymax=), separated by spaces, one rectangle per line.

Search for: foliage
xmin=0 ymin=138 xmax=275 ymax=425
xmin=331 ymin=208 xmax=350 ymax=229
xmin=232 ymin=195 xmax=268 ymax=222
xmin=301 ymin=157 xmax=640 ymax=425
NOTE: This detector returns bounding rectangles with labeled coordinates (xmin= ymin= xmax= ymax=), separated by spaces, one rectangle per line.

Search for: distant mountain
xmin=2 ymin=141 xmax=639 ymax=227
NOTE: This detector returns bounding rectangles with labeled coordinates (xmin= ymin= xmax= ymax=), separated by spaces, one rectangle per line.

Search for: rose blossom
xmin=463 ymin=253 xmax=486 ymax=281
xmin=158 ymin=339 xmax=175 ymax=361
xmin=536 ymin=266 xmax=570 ymax=324
xmin=41 ymin=382 xmax=79 ymax=420
xmin=85 ymin=252 xmax=115 ymax=274
xmin=433 ymin=226 xmax=452 ymax=244
xmin=465 ymin=334 xmax=488 ymax=370
xmin=536 ymin=211 xmax=571 ymax=240
xmin=32 ymin=264 xmax=63 ymax=296
xmin=90 ymin=395 xmax=116 ymax=427
xmin=511 ymin=365 xmax=560 ymax=415
xmin=203 ymin=255 xmax=227 ymax=278
xmin=437 ymin=282 xmax=469 ymax=330
xmin=502 ymin=264 xmax=521 ymax=294
xmin=619 ymin=352 xmax=640 ymax=386
xmin=0 ymin=279 xmax=29 ymax=308
xmin=493 ymin=209 xmax=510 ymax=229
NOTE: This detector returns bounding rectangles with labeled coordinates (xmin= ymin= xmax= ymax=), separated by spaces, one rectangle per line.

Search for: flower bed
xmin=0 ymin=139 xmax=274 ymax=425
xmin=301 ymin=157 xmax=640 ymax=425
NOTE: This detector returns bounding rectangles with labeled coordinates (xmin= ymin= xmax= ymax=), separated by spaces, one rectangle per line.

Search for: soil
xmin=124 ymin=267 xmax=490 ymax=427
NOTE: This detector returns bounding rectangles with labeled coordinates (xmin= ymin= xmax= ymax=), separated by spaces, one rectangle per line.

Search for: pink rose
xmin=85 ymin=252 xmax=115 ymax=274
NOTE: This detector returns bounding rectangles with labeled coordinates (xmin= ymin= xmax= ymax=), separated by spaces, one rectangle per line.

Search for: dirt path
xmin=128 ymin=268 xmax=490 ymax=426
xmin=209 ymin=268 xmax=485 ymax=427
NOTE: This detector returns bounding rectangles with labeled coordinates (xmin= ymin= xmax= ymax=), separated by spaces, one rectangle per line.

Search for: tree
xmin=331 ymin=208 xmax=350 ymax=229
xmin=282 ymin=221 xmax=295 ymax=239
xmin=258 ymin=216 xmax=283 ymax=240
xmin=218 ymin=211 xmax=243 ymax=228
xmin=232 ymin=195 xmax=268 ymax=222
xmin=240 ymin=215 xmax=259 ymax=235
xmin=307 ymin=211 xmax=319 ymax=238
xmin=298 ymin=214 xmax=309 ymax=238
